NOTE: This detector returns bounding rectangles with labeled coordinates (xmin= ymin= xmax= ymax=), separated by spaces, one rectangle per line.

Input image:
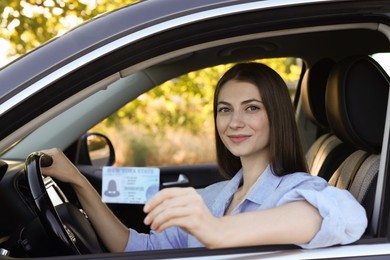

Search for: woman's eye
xmin=218 ymin=107 xmax=230 ymax=113
xmin=246 ymin=105 xmax=259 ymax=111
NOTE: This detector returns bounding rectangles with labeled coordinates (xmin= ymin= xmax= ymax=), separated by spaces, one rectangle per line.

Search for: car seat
xmin=325 ymin=55 xmax=390 ymax=235
xmin=302 ymin=58 xmax=355 ymax=180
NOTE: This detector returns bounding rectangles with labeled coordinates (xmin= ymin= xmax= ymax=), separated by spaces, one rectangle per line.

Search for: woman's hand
xmin=143 ymin=187 xmax=223 ymax=248
xmin=40 ymin=148 xmax=83 ymax=185
xmin=40 ymin=148 xmax=129 ymax=252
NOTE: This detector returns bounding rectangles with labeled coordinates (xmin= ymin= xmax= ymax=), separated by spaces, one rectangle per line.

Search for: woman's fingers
xmin=144 ymin=187 xmax=192 ymax=212
xmin=150 ymin=206 xmax=193 ymax=232
xmin=143 ymin=187 xmax=210 ymax=233
xmin=40 ymin=148 xmax=62 ymax=175
xmin=144 ymin=187 xmax=193 ymax=223
xmin=144 ymin=193 xmax=193 ymax=228
xmin=143 ymin=187 xmax=223 ymax=248
xmin=40 ymin=148 xmax=82 ymax=184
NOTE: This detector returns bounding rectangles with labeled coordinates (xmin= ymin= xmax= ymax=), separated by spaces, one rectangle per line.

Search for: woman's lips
xmin=228 ymin=135 xmax=250 ymax=143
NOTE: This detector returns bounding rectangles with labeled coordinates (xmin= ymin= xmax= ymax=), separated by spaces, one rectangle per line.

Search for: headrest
xmin=326 ymin=56 xmax=390 ymax=154
xmin=301 ymin=58 xmax=336 ymax=129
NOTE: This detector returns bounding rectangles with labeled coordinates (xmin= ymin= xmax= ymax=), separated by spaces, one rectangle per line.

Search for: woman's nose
xmin=229 ymin=111 xmax=244 ymax=129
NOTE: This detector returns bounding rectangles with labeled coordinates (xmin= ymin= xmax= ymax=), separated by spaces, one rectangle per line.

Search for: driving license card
xmin=102 ymin=167 xmax=160 ymax=204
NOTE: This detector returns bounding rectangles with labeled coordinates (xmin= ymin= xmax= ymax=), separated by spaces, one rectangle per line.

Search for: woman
xmin=41 ymin=63 xmax=367 ymax=252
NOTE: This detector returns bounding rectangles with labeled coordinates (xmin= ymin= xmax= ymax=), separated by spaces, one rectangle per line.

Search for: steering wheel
xmin=25 ymin=152 xmax=105 ymax=255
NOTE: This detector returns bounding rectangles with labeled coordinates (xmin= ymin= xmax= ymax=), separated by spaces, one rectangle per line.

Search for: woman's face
xmin=216 ymin=80 xmax=270 ymax=160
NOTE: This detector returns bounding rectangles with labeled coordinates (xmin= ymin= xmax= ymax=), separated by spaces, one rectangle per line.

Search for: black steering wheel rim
xmin=25 ymin=152 xmax=104 ymax=255
xmin=25 ymin=152 xmax=80 ymax=255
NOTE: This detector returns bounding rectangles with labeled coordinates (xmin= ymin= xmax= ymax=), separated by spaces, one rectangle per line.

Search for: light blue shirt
xmin=125 ymin=165 xmax=367 ymax=251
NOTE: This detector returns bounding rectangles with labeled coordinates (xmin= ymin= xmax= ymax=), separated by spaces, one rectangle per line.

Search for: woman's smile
xmin=216 ymin=80 xmax=270 ymax=159
xmin=228 ymin=134 xmax=251 ymax=144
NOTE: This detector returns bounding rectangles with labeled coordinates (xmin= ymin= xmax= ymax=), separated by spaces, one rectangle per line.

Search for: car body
xmin=0 ymin=0 xmax=390 ymax=259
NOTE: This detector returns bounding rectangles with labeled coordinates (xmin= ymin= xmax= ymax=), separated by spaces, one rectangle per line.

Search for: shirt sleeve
xmin=276 ymin=176 xmax=368 ymax=249
xmin=124 ymin=226 xmax=188 ymax=251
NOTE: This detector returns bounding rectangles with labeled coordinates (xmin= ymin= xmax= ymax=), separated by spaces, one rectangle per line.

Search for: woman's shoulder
xmin=278 ymin=171 xmax=329 ymax=190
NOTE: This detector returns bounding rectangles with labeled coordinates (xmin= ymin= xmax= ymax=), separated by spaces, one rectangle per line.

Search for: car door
xmin=62 ymin=55 xmax=302 ymax=233
xmin=1 ymin=0 xmax=390 ymax=259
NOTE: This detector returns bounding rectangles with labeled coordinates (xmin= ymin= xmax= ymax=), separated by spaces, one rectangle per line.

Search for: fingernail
xmin=144 ymin=204 xmax=150 ymax=212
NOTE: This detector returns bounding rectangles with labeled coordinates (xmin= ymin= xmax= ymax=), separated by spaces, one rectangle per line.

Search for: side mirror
xmin=77 ymin=132 xmax=115 ymax=167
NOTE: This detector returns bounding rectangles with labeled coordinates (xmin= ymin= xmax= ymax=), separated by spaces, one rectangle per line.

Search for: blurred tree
xmin=104 ymin=64 xmax=231 ymax=134
xmin=95 ymin=58 xmax=301 ymax=166
xmin=0 ymin=0 xmax=301 ymax=148
xmin=0 ymin=0 xmax=139 ymax=57
xmin=101 ymin=58 xmax=301 ymax=134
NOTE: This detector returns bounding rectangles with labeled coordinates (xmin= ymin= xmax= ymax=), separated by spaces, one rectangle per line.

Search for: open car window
xmin=88 ymin=58 xmax=303 ymax=168
xmin=0 ymin=0 xmax=390 ymax=259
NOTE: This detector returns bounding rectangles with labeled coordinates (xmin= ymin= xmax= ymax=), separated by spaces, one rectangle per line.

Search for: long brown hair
xmin=213 ymin=63 xmax=307 ymax=179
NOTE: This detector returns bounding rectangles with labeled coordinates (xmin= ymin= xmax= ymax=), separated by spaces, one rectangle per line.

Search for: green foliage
xmin=104 ymin=64 xmax=232 ymax=134
xmin=0 ymin=1 xmax=303 ymax=166
xmin=94 ymin=58 xmax=301 ymax=167
xmin=0 ymin=0 xmax=139 ymax=57
xmin=102 ymin=58 xmax=301 ymax=136
xmin=0 ymin=1 xmax=301 ymax=137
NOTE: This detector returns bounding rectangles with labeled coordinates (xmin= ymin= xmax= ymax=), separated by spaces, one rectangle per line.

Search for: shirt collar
xmin=213 ymin=165 xmax=283 ymax=215
xmin=213 ymin=169 xmax=243 ymax=216
xmin=246 ymin=164 xmax=282 ymax=205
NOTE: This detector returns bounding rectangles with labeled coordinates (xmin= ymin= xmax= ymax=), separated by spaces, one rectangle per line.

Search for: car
xmin=0 ymin=0 xmax=390 ymax=259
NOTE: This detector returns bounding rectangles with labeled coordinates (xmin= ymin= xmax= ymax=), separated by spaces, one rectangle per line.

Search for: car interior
xmin=314 ymin=55 xmax=389 ymax=236
xmin=0 ymin=8 xmax=390 ymax=257
xmin=302 ymin=58 xmax=355 ymax=180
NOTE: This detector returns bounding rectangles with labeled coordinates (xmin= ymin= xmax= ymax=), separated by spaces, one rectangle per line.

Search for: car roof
xmin=0 ymin=0 xmax=262 ymax=98
xmin=1 ymin=0 xmax=389 ymax=98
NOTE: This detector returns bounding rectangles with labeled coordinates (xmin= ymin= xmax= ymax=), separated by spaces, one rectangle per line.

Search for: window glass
xmin=90 ymin=58 xmax=302 ymax=167
xmin=372 ymin=53 xmax=390 ymax=76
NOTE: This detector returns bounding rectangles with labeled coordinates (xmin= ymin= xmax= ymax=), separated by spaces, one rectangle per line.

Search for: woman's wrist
xmin=203 ymin=216 xmax=231 ymax=249
xmin=71 ymin=173 xmax=91 ymax=193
